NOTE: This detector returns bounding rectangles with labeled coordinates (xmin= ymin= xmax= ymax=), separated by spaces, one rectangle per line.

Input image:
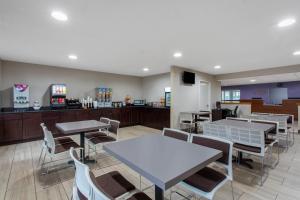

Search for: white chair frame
xmin=172 ymin=134 xmax=233 ymax=200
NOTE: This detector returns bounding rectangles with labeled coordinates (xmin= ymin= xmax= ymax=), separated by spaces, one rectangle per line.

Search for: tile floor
xmin=0 ymin=125 xmax=300 ymax=200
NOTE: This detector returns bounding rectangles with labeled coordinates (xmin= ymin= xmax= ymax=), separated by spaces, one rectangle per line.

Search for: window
xmin=221 ymin=90 xmax=240 ymax=101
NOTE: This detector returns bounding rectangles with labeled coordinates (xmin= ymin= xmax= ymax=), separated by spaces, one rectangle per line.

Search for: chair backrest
xmin=203 ymin=122 xmax=229 ymax=140
xmin=40 ymin=123 xmax=47 ymax=143
xmin=229 ymin=127 xmax=265 ymax=156
xmin=191 ymin=134 xmax=233 ymax=180
xmin=252 ymin=112 xmax=270 ymax=115
xmin=250 ymin=119 xmax=279 ymax=135
xmin=179 ymin=112 xmax=193 ymax=124
xmin=233 ymin=106 xmax=239 ymax=115
xmin=226 ymin=117 xmax=249 ymax=122
xmin=85 ymin=167 xmax=110 ymax=200
xmin=108 ymin=120 xmax=120 ymax=135
xmin=70 ymin=147 xmax=90 ymax=199
xmin=162 ymin=128 xmax=190 ymax=142
xmin=100 ymin=117 xmax=110 ymax=124
xmin=250 ymin=115 xmax=287 ymax=132
xmin=44 ymin=128 xmax=56 ymax=154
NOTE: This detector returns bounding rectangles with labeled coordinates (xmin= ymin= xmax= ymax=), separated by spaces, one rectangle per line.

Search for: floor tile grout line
xmin=30 ymin=143 xmax=38 ymax=200
xmin=3 ymin=145 xmax=17 ymax=200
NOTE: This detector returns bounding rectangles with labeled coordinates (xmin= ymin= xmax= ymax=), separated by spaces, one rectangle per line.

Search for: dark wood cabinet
xmin=0 ymin=114 xmax=23 ymax=142
xmin=0 ymin=107 xmax=170 ymax=145
xmin=23 ymin=112 xmax=43 ymax=139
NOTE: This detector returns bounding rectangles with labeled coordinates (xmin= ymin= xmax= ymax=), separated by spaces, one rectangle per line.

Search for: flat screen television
xmin=182 ymin=71 xmax=195 ymax=84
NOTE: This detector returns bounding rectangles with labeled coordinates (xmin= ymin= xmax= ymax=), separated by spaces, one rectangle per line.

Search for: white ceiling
xmin=220 ymin=72 xmax=300 ymax=86
xmin=0 ymin=0 xmax=300 ymax=76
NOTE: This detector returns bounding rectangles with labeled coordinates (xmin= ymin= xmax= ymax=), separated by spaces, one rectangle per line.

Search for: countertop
xmin=0 ymin=106 xmax=170 ymax=114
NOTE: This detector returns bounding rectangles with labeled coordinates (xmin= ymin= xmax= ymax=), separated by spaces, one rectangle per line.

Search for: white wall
xmin=170 ymin=66 xmax=221 ymax=128
xmin=142 ymin=73 xmax=170 ymax=102
xmin=1 ymin=61 xmax=143 ymax=107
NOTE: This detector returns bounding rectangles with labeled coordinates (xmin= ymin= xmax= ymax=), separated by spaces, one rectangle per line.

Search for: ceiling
xmin=0 ymin=0 xmax=300 ymax=76
xmin=220 ymin=72 xmax=300 ymax=86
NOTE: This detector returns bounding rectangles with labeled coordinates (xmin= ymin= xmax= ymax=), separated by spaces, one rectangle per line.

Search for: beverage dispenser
xmin=50 ymin=84 xmax=67 ymax=108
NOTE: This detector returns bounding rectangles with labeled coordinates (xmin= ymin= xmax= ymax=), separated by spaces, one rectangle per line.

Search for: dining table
xmin=181 ymin=111 xmax=211 ymax=133
xmin=104 ymin=134 xmax=222 ymax=200
xmin=56 ymin=120 xmax=110 ymax=163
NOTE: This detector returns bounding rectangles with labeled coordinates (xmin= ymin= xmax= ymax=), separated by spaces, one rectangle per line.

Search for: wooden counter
xmin=240 ymin=99 xmax=300 ymax=120
xmin=0 ymin=107 xmax=170 ymax=145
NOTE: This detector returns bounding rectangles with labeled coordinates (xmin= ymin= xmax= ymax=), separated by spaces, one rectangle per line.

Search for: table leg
xmin=155 ymin=185 xmax=164 ymax=200
xmin=194 ymin=114 xmax=198 ymax=133
xmin=234 ymin=152 xmax=253 ymax=169
xmin=80 ymin=132 xmax=96 ymax=164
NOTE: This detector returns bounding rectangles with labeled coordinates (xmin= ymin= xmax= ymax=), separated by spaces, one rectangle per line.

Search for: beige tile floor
xmin=1 ymin=125 xmax=300 ymax=200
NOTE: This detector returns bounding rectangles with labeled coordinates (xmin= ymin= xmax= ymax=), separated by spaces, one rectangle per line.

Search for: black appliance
xmin=182 ymin=71 xmax=195 ymax=84
xmin=66 ymin=99 xmax=82 ymax=109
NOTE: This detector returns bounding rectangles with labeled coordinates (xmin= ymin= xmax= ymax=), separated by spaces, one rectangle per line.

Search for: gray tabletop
xmin=103 ymin=135 xmax=222 ymax=190
xmin=244 ymin=115 xmax=289 ymax=122
xmin=56 ymin=120 xmax=110 ymax=134
xmin=181 ymin=111 xmax=211 ymax=115
xmin=213 ymin=119 xmax=274 ymax=132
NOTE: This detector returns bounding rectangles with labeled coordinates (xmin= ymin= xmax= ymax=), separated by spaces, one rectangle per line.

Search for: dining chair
xmin=41 ymin=128 xmax=80 ymax=174
xmin=203 ymin=122 xmax=229 ymax=140
xmin=162 ymin=128 xmax=190 ymax=142
xmin=85 ymin=117 xmax=111 ymax=140
xmin=70 ymin=147 xmax=146 ymax=200
xmin=229 ymin=126 xmax=267 ymax=185
xmin=179 ymin=112 xmax=195 ymax=133
xmin=85 ymin=166 xmax=152 ymax=200
xmin=38 ymin=123 xmax=75 ymax=165
xmin=87 ymin=120 xmax=120 ymax=157
xmin=250 ymin=119 xmax=280 ymax=168
xmin=171 ymin=134 xmax=233 ymax=200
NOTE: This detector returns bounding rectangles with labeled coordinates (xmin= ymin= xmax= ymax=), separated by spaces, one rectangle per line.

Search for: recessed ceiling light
xmin=68 ymin=54 xmax=78 ymax=60
xmin=293 ymin=51 xmax=300 ymax=56
xmin=143 ymin=68 xmax=149 ymax=72
xmin=51 ymin=11 xmax=68 ymax=21
xmin=277 ymin=18 xmax=296 ymax=28
xmin=214 ymin=65 xmax=221 ymax=69
xmin=173 ymin=52 xmax=182 ymax=58
xmin=250 ymin=79 xmax=256 ymax=82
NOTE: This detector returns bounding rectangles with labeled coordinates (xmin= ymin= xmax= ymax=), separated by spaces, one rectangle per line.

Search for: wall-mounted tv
xmin=182 ymin=71 xmax=195 ymax=84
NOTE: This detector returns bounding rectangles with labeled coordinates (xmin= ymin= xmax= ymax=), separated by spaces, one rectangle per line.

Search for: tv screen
xmin=182 ymin=71 xmax=195 ymax=84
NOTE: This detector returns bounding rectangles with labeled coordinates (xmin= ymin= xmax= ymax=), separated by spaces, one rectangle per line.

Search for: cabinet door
xmin=76 ymin=110 xmax=90 ymax=121
xmin=131 ymin=107 xmax=141 ymax=125
xmin=23 ymin=112 xmax=43 ymax=139
xmin=1 ymin=114 xmax=23 ymax=142
xmin=60 ymin=110 xmax=77 ymax=122
xmin=120 ymin=108 xmax=132 ymax=127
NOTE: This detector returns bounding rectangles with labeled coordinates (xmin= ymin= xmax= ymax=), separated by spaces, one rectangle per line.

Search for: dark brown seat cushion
xmin=85 ymin=131 xmax=107 ymax=139
xmin=183 ymin=167 xmax=226 ymax=192
xmin=164 ymin=129 xmax=189 ymax=142
xmin=93 ymin=171 xmax=135 ymax=199
xmin=233 ymin=143 xmax=261 ymax=153
xmin=54 ymin=142 xmax=80 ymax=154
xmin=89 ymin=135 xmax=116 ymax=144
xmin=265 ymin=138 xmax=277 ymax=145
xmin=77 ymin=189 xmax=87 ymax=200
xmin=127 ymin=192 xmax=152 ymax=200
xmin=54 ymin=136 xmax=74 ymax=145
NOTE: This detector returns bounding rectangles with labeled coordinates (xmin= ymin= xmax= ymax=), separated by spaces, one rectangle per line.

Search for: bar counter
xmin=0 ymin=106 xmax=170 ymax=145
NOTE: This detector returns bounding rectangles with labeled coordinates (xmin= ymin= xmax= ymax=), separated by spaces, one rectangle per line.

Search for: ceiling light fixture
xmin=143 ymin=68 xmax=149 ymax=72
xmin=250 ymin=79 xmax=256 ymax=82
xmin=68 ymin=54 xmax=78 ymax=60
xmin=173 ymin=52 xmax=182 ymax=58
xmin=214 ymin=65 xmax=221 ymax=69
xmin=277 ymin=18 xmax=296 ymax=28
xmin=51 ymin=11 xmax=68 ymax=21
xmin=293 ymin=51 xmax=300 ymax=56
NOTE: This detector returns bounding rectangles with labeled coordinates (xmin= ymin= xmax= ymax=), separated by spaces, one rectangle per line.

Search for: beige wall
xmin=142 ymin=73 xmax=170 ymax=102
xmin=170 ymin=66 xmax=221 ymax=128
xmin=0 ymin=61 xmax=143 ymax=107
